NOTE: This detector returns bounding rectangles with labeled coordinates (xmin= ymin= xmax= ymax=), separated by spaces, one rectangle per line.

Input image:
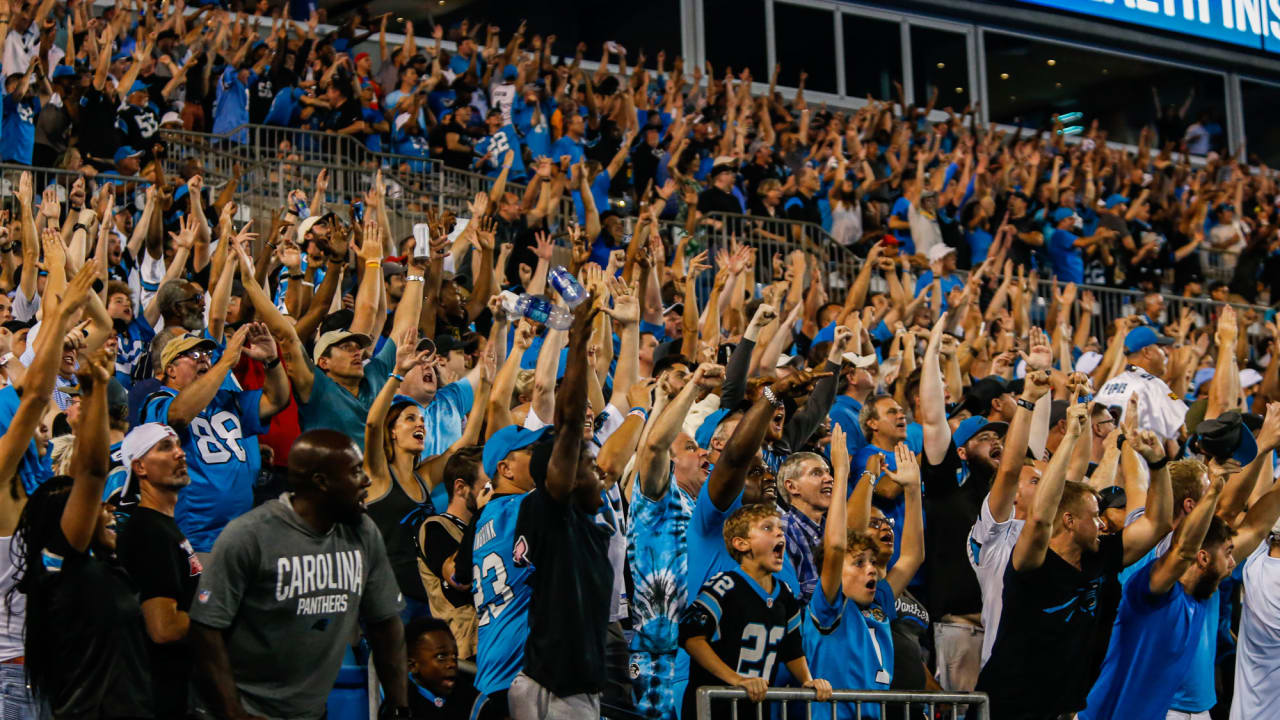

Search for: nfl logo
xmin=198 ymin=590 xmax=211 ymax=604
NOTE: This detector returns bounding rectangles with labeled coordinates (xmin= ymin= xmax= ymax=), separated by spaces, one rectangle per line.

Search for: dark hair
xmin=1201 ymin=515 xmax=1236 ymax=552
xmin=405 ymin=616 xmax=453 ymax=654
xmin=9 ymin=476 xmax=76 ymax=701
xmin=443 ymin=446 xmax=484 ymax=500
xmin=652 ymin=354 xmax=693 ymax=379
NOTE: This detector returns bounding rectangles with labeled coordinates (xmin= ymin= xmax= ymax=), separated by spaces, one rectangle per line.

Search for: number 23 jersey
xmin=143 ymin=373 xmax=269 ymax=553
xmin=471 ymin=493 xmax=534 ymax=697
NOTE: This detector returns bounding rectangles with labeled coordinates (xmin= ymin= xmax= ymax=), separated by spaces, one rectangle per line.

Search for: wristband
xmin=0 ymin=353 xmax=11 ymax=366
xmin=365 ymin=260 xmax=381 ymax=268
xmin=389 ymin=372 xmax=404 ymax=382
xmin=1077 ymin=393 xmax=1093 ymax=405
xmin=1146 ymin=456 xmax=1168 ymax=471
xmin=1116 ymin=433 xmax=1126 ymax=451
xmin=1016 ymin=397 xmax=1036 ymax=412
xmin=300 ymin=281 xmax=315 ymax=288
xmin=628 ymin=406 xmax=649 ymax=422
xmin=287 ymin=272 xmax=304 ymax=280
xmin=71 ymin=223 xmax=88 ymax=234
xmin=763 ymin=386 xmax=783 ymax=409
xmin=263 ymin=356 xmax=281 ymax=370
xmin=406 ymin=274 xmax=425 ymax=283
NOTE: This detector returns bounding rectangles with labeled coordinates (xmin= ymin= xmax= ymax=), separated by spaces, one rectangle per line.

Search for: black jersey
xmin=679 ymin=569 xmax=804 ymax=720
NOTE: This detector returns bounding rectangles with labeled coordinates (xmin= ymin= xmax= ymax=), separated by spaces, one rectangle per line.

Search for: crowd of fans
xmin=0 ymin=1 xmax=1278 ymax=720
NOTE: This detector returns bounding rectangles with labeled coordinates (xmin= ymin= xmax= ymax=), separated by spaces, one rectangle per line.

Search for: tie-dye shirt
xmin=627 ymin=476 xmax=695 ymax=654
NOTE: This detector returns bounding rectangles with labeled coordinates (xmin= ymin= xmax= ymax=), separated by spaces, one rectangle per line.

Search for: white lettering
xmin=1239 ymin=0 xmax=1263 ymax=33
xmin=1199 ymin=0 xmax=1212 ymax=22
xmin=272 ymin=550 xmax=368 ymax=609
xmin=276 ymin=557 xmax=291 ymax=601
xmin=1270 ymin=0 xmax=1280 ymax=33
xmin=1136 ymin=0 xmax=1159 ymax=12
xmin=1224 ymin=0 xmax=1236 ymax=29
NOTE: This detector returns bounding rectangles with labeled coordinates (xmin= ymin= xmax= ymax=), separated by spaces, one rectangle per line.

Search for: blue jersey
xmin=548 ymin=134 xmax=585 ymax=168
xmin=0 ymin=385 xmax=51 ymax=494
xmin=1081 ymin=560 xmax=1211 ymax=720
xmin=803 ymin=579 xmax=897 ymax=719
xmin=141 ymin=374 xmax=268 ymax=551
xmin=628 ymin=478 xmax=695 ymax=654
xmin=471 ymin=493 xmax=534 ymax=696
xmin=416 ymin=380 xmax=475 ymax=461
xmin=115 ymin=315 xmax=156 ymax=389
xmin=264 ymin=87 xmax=303 ymax=127
xmin=829 ymin=396 xmax=867 ymax=461
xmin=474 ymin=125 xmax=525 ymax=179
xmin=1048 ymin=228 xmax=1085 ymax=284
xmin=213 ymin=66 xmax=253 ymax=144
xmin=392 ymin=131 xmax=432 ymax=173
xmin=1 ymin=92 xmax=39 ymax=164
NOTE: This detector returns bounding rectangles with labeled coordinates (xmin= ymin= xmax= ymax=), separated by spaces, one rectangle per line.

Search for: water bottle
xmin=548 ymin=266 xmax=587 ymax=308
xmin=515 ymin=294 xmax=552 ymax=324
xmin=546 ymin=305 xmax=573 ymax=331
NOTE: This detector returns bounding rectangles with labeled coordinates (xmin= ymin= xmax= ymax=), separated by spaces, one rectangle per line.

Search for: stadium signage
xmin=1021 ymin=0 xmax=1280 ymax=52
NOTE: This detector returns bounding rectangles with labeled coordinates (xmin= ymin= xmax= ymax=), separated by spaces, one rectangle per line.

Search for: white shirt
xmin=967 ymin=493 xmax=1024 ymax=666
xmin=1231 ymin=542 xmax=1280 ymax=720
xmin=1094 ymin=366 xmax=1188 ymax=442
xmin=0 ymin=536 xmax=26 ymax=661
xmin=907 ymin=202 xmax=943 ymax=257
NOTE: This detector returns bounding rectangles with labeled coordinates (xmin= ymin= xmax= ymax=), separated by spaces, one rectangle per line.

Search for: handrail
xmin=695 ymin=686 xmax=990 ymax=720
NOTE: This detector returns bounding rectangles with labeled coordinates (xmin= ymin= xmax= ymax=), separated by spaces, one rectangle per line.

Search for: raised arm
xmin=1149 ymin=468 xmax=1222 ymax=595
xmin=883 ymin=444 xmax=923 ymax=596
xmin=919 ymin=313 xmax=951 ymax=464
xmin=1121 ymin=430 xmax=1175 ymax=565
xmin=637 ymin=364 xmax=722 ymax=499
xmin=818 ymin=424 xmax=851 ymax=604
xmin=1012 ymin=400 xmax=1086 ymax=571
xmin=233 ymin=243 xmax=314 ymax=402
xmin=60 ymin=347 xmax=112 ymax=552
xmin=544 ymin=300 xmax=595 ymax=503
xmin=989 ymin=371 xmax=1050 ymax=522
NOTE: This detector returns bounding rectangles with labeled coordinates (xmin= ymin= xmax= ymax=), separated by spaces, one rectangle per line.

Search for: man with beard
xmin=417 ymin=447 xmax=486 ymax=660
xmin=1081 ymin=473 xmax=1229 ymax=720
xmin=976 ymin=403 xmax=1172 ymax=720
xmin=917 ymin=316 xmax=1010 ymax=692
xmin=628 ymin=363 xmax=722 ymax=720
xmin=115 ymin=422 xmax=202 ymax=718
xmin=140 ymin=325 xmax=289 ymax=552
xmin=190 ymin=429 xmax=410 ymax=720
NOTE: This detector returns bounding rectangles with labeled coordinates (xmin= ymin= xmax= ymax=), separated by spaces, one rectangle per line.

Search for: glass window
xmin=841 ymin=13 xmax=903 ymax=101
xmin=910 ymin=26 xmax=970 ymax=110
xmin=774 ymin=3 xmax=836 ymax=94
xmin=704 ymin=0 xmax=768 ymax=82
xmin=982 ymin=32 xmax=1226 ymax=150
xmin=1242 ymin=80 xmax=1280 ymax=166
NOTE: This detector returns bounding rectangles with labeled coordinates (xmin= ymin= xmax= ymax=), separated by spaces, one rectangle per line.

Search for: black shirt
xmin=977 ymin=532 xmax=1124 ymax=718
xmin=366 ymin=471 xmax=435 ymax=603
xmin=697 ymin=187 xmax=743 ymax=216
xmin=36 ymin=530 xmax=154 ymax=718
xmin=513 ymin=488 xmax=614 ymax=697
xmin=678 ymin=569 xmax=803 ymax=720
xmin=76 ymin=88 xmax=120 ymax=162
xmin=1008 ymin=213 xmax=1041 ymax=270
xmin=408 ymin=674 xmax=477 ymax=720
xmin=116 ymin=507 xmax=202 ymax=717
xmin=921 ymin=441 xmax=991 ymax=619
xmin=889 ymin=589 xmax=932 ymax=720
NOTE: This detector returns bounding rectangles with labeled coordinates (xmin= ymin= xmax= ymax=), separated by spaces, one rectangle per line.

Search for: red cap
xmin=354 ymin=51 xmax=370 ymax=64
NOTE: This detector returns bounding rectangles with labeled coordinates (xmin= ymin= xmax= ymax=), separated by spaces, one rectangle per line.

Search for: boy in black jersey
xmin=679 ymin=504 xmax=832 ymax=719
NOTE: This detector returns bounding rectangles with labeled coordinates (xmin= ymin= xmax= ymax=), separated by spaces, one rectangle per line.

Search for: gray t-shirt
xmin=190 ymin=494 xmax=403 ymax=719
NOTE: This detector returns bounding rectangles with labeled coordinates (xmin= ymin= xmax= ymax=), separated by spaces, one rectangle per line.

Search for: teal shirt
xmin=296 ymin=339 xmax=397 ymax=450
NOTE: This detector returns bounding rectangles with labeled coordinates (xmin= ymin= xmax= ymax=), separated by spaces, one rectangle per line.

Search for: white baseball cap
xmin=841 ymin=352 xmax=877 ymax=369
xmin=1241 ymin=369 xmax=1263 ymax=389
xmin=926 ymin=244 xmax=956 ymax=264
xmin=119 ymin=423 xmax=179 ymax=495
xmin=1075 ymin=351 xmax=1103 ymax=375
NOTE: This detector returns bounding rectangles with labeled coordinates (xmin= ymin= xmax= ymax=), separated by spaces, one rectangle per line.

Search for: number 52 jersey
xmin=143 ymin=373 xmax=270 ymax=553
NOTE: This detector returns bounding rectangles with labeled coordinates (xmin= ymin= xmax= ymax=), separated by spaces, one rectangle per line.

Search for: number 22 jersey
xmin=679 ymin=569 xmax=803 ymax=720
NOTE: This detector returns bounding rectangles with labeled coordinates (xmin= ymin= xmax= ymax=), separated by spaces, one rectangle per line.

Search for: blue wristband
xmin=628 ymin=406 xmax=649 ymax=421
xmin=390 ymin=372 xmax=405 ymax=382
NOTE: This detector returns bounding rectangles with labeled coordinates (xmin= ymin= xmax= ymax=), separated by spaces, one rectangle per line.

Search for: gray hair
xmin=777 ymin=451 xmax=826 ymax=504
xmin=155 ymin=280 xmax=190 ymax=315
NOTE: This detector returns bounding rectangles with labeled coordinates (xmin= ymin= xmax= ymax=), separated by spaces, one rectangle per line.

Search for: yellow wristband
xmin=365 ymin=260 xmax=381 ymax=268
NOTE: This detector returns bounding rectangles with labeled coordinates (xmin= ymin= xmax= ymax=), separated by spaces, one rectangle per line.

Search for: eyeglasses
xmin=868 ymin=517 xmax=895 ymax=530
xmin=181 ymin=350 xmax=212 ymax=362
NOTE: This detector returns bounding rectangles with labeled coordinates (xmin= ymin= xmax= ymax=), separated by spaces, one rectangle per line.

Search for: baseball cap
xmin=113 ymin=146 xmax=143 ymax=164
xmin=1124 ymin=326 xmax=1175 ymax=354
xmin=1098 ymin=486 xmax=1127 ymax=511
xmin=502 ymin=64 xmax=518 ymax=81
xmin=296 ymin=214 xmax=331 ymax=243
xmin=953 ymin=416 xmax=1009 ymax=447
xmin=313 ymin=329 xmax=372 ymax=364
xmin=160 ymin=111 xmax=183 ymax=126
xmin=1104 ymin=194 xmax=1130 ymax=210
xmin=435 ymin=335 xmax=464 ymax=355
xmin=962 ymin=377 xmax=1010 ymax=416
xmin=662 ymin=302 xmax=683 ymax=315
xmin=382 ymin=261 xmax=406 ymax=280
xmin=354 ymin=51 xmax=370 ymax=64
xmin=159 ymin=334 xmax=217 ymax=370
xmin=1075 ymin=351 xmax=1103 ymax=375
xmin=120 ymin=422 xmax=180 ymax=491
xmin=841 ymin=352 xmax=877 ymax=369
xmin=1194 ymin=410 xmax=1258 ymax=465
xmin=128 ymin=80 xmax=149 ymax=96
xmin=51 ymin=65 xmax=77 ymax=80
xmin=1241 ymin=368 xmax=1263 ymax=389
xmin=776 ymin=354 xmax=803 ymax=369
xmin=482 ymin=425 xmax=551 ymax=479
xmin=1051 ymin=207 xmax=1075 ymax=223
xmin=926 ymin=244 xmax=956 ymax=263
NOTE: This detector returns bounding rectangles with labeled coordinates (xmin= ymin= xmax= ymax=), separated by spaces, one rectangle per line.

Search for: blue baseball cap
xmin=1124 ymin=326 xmax=1175 ymax=354
xmin=1194 ymin=410 xmax=1258 ymax=466
xmin=113 ymin=146 xmax=143 ymax=163
xmin=51 ymin=65 xmax=77 ymax=80
xmin=502 ymin=64 xmax=518 ymax=81
xmin=1104 ymin=193 xmax=1129 ymax=210
xmin=482 ymin=425 xmax=551 ymax=479
xmin=111 ymin=51 xmax=130 ymax=63
xmin=127 ymin=80 xmax=149 ymax=96
xmin=953 ymin=416 xmax=1009 ymax=447
xmin=1051 ymin=206 xmax=1075 ymax=223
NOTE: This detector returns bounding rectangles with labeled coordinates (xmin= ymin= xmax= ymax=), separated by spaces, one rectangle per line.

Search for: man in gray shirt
xmin=190 ymin=429 xmax=411 ymax=720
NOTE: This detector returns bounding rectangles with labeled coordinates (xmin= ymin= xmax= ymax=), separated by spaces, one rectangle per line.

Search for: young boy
xmin=679 ymin=504 xmax=832 ymax=720
xmin=804 ymin=435 xmax=925 ymax=720
xmin=405 ymin=617 xmax=477 ymax=720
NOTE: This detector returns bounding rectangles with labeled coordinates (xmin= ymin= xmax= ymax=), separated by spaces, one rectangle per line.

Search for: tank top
xmin=368 ymin=469 xmax=435 ymax=602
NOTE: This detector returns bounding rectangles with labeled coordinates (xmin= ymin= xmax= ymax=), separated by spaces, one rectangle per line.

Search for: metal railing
xmin=695 ymin=687 xmax=990 ymax=720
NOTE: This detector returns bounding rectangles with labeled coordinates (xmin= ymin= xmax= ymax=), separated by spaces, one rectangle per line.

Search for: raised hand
xmin=771 ymin=368 xmax=833 ymax=399
xmin=692 ymin=362 xmax=726 ymax=390
xmin=1021 ymin=326 xmax=1053 ymax=371
xmin=601 ymin=276 xmax=640 ymax=325
xmin=242 ymin=322 xmax=279 ymax=362
xmin=884 ymin=442 xmax=920 ymax=489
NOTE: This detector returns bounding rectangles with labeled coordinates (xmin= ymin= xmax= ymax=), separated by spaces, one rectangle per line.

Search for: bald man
xmin=190 ymin=430 xmax=410 ymax=720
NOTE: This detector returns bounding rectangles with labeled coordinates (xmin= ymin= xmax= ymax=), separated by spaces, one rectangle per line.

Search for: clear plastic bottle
xmin=548 ymin=266 xmax=587 ymax=308
xmin=513 ymin=293 xmax=573 ymax=330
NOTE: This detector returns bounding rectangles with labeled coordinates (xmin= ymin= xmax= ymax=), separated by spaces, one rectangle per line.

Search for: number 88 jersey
xmin=471 ymin=493 xmax=534 ymax=697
